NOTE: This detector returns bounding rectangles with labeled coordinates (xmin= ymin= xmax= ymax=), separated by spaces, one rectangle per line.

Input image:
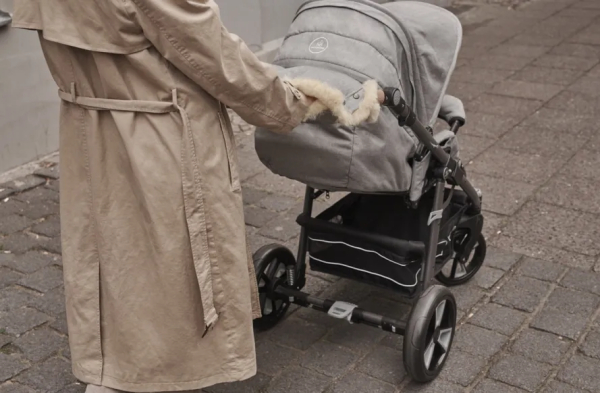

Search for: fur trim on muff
xmin=286 ymin=78 xmax=381 ymax=126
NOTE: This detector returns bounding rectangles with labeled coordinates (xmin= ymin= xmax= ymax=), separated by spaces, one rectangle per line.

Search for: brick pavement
xmin=2 ymin=0 xmax=600 ymax=392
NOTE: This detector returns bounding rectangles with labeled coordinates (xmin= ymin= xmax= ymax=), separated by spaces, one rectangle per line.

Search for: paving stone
xmin=300 ymin=341 xmax=359 ymax=378
xmin=531 ymin=287 xmax=599 ymax=339
xmin=271 ymin=316 xmax=328 ymax=351
xmin=0 ymin=200 xmax=25 ymax=216
xmin=503 ymin=202 xmax=600 ymax=256
xmin=45 ymin=180 xmax=60 ymax=193
xmin=489 ymin=353 xmax=552 ymax=392
xmin=536 ymin=175 xmax=600 ymax=215
xmin=0 ymin=307 xmax=50 ymax=335
xmin=546 ymin=90 xmax=599 ymax=117
xmin=469 ymin=54 xmax=533 ymax=71
xmin=484 ymin=247 xmax=521 ymax=271
xmin=0 ymin=287 xmax=36 ymax=313
xmin=453 ymin=324 xmax=507 ymax=358
xmin=356 ymin=345 xmax=406 ymax=385
xmin=519 ymin=107 xmax=596 ymax=135
xmin=543 ymin=380 xmax=589 ymax=393
xmin=460 ymin=112 xmax=522 ymax=139
xmin=469 ymin=147 xmax=564 ymax=186
xmin=30 ymin=216 xmax=60 ymax=238
xmin=19 ymin=200 xmax=59 ymax=221
xmin=467 ymin=173 xmax=536 ymax=215
xmin=491 ymin=235 xmax=596 ymax=270
xmin=439 ymin=349 xmax=486 ymax=387
xmin=456 ymin=135 xmax=495 ymax=163
xmin=452 ymin=66 xmax=514 ymax=85
xmin=15 ymin=357 xmax=78 ymax=392
xmin=467 ymin=94 xmax=542 ymax=119
xmin=0 ymin=187 xmax=16 ymax=200
xmin=13 ymin=327 xmax=68 ymax=362
xmin=0 ymin=215 xmax=32 ymax=236
xmin=452 ymin=283 xmax=485 ymax=311
xmin=1 ymin=251 xmax=58 ymax=274
xmin=518 ymin=257 xmax=566 ymax=282
xmin=446 ymin=82 xmax=490 ymax=103
xmin=493 ymin=276 xmax=550 ymax=312
xmin=491 ymin=80 xmax=563 ymax=101
xmin=319 ymin=278 xmax=373 ymax=304
xmin=245 ymin=171 xmax=305 ymax=198
xmin=268 ymin=366 xmax=330 ymax=393
xmin=574 ymin=0 xmax=600 ymax=9
xmin=482 ymin=212 xmax=507 ymax=240
xmin=14 ymin=187 xmax=60 ymax=205
xmin=473 ymin=379 xmax=528 ymax=393
xmin=256 ymin=194 xmax=298 ymax=213
xmin=5 ymin=176 xmax=45 ymax=194
xmin=0 ymin=353 xmax=28 ymax=382
xmin=510 ymin=65 xmax=583 ymax=86
xmin=469 ymin=303 xmax=527 ymax=336
xmin=255 ymin=340 xmax=302 ymax=376
xmin=512 ymin=328 xmax=571 ymax=365
xmin=0 ymin=233 xmax=40 ymax=255
xmin=0 ymin=267 xmax=22 ymax=290
xmin=568 ymin=75 xmax=600 ymax=99
xmin=258 ymin=215 xmax=300 ymax=242
xmin=0 ymin=382 xmax=36 ymax=393
xmin=560 ymin=269 xmax=600 ymax=295
xmin=557 ymin=354 xmax=600 ymax=392
xmin=473 ymin=266 xmax=505 ymax=289
xmin=580 ymin=328 xmax=600 ymax=360
xmin=56 ymin=384 xmax=85 ymax=393
xmin=326 ymin=321 xmax=385 ymax=354
xmin=550 ymin=42 xmax=600 ymax=59
xmin=205 ymin=373 xmax=271 ymax=393
xmin=50 ymin=314 xmax=68 ymax=336
xmin=33 ymin=165 xmax=60 ymax=180
xmin=236 ymin=150 xmax=267 ymax=183
xmin=562 ymin=149 xmax=600 ymax=181
xmin=18 ymin=266 xmax=63 ymax=293
xmin=242 ymin=187 xmax=270 ymax=206
xmin=497 ymin=125 xmax=587 ymax=158
xmin=301 ymin=274 xmax=331 ymax=296
xmin=27 ymin=287 xmax=65 ymax=317
xmin=40 ymin=237 xmax=61 ymax=255
xmin=505 ymin=33 xmax=564 ymax=48
xmin=532 ymin=54 xmax=598 ymax=70
xmin=0 ymin=333 xmax=12 ymax=348
xmin=401 ymin=378 xmax=464 ymax=393
xmin=243 ymin=206 xmax=277 ymax=228
xmin=489 ymin=43 xmax=550 ymax=59
xmin=330 ymin=372 xmax=395 ymax=393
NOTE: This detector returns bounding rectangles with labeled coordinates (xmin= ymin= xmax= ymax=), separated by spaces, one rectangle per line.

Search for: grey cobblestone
xmin=326 ymin=322 xmax=386 ymax=354
xmin=18 ymin=266 xmax=63 ymax=293
xmin=31 ymin=216 xmax=60 ymax=238
xmin=5 ymin=176 xmax=45 ymax=194
xmin=28 ymin=287 xmax=66 ymax=317
xmin=543 ymin=380 xmax=589 ymax=393
xmin=300 ymin=341 xmax=359 ymax=378
xmin=473 ymin=379 xmax=527 ymax=393
xmin=511 ymin=328 xmax=571 ymax=365
xmin=0 ymin=383 xmax=36 ymax=393
xmin=268 ymin=366 xmax=330 ymax=393
xmin=0 ymin=307 xmax=50 ymax=336
xmin=270 ymin=317 xmax=328 ymax=351
xmin=517 ymin=257 xmax=566 ymax=282
xmin=329 ymin=372 xmax=396 ymax=393
xmin=357 ymin=345 xmax=406 ymax=385
xmin=439 ymin=349 xmax=486 ymax=387
xmin=0 ymin=233 xmax=40 ymax=255
xmin=13 ymin=327 xmax=68 ymax=362
xmin=493 ymin=276 xmax=550 ymax=312
xmin=0 ymin=354 xmax=28 ymax=383
xmin=453 ymin=324 xmax=508 ymax=358
xmin=0 ymin=288 xmax=35 ymax=313
xmin=255 ymin=340 xmax=302 ymax=376
xmin=557 ymin=354 xmax=600 ymax=392
xmin=15 ymin=357 xmax=76 ymax=392
xmin=580 ymin=328 xmax=600 ymax=360
xmin=489 ymin=353 xmax=552 ymax=392
xmin=0 ymin=268 xmax=22 ymax=290
xmin=206 ymin=373 xmax=271 ymax=393
xmin=469 ymin=303 xmax=527 ymax=336
xmin=0 ymin=216 xmax=32 ymax=236
xmin=560 ymin=268 xmax=600 ymax=295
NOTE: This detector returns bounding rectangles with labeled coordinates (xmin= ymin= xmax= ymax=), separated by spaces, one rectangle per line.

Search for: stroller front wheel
xmin=403 ymin=285 xmax=457 ymax=382
xmin=252 ymin=244 xmax=296 ymax=331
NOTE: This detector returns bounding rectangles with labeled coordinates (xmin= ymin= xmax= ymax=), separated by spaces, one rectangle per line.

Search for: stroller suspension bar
xmin=276 ymin=286 xmax=406 ymax=335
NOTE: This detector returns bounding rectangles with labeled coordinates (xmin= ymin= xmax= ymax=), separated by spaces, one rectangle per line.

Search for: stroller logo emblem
xmin=309 ymin=37 xmax=329 ymax=54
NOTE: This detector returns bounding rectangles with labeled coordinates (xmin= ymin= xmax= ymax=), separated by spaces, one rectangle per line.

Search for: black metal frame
xmin=270 ymin=89 xmax=483 ymax=333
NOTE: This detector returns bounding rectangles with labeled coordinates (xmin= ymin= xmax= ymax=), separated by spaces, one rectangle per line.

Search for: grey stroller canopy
xmin=255 ymin=0 xmax=463 ymax=197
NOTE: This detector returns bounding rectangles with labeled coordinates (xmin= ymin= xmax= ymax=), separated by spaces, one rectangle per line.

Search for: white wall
xmin=0 ymin=0 xmax=59 ymax=174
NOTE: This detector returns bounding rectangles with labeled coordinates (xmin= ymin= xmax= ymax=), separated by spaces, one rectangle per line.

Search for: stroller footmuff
xmin=250 ymin=0 xmax=486 ymax=383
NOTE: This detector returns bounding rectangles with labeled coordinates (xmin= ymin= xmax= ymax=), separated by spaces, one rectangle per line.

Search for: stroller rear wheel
xmin=253 ymin=244 xmax=296 ymax=331
xmin=403 ymin=285 xmax=457 ymax=382
xmin=436 ymin=232 xmax=486 ymax=286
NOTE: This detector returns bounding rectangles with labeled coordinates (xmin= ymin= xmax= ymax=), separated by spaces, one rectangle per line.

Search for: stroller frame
xmin=252 ymin=89 xmax=485 ymax=383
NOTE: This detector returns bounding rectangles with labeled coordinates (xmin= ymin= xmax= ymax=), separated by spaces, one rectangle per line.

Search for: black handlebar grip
xmin=382 ymin=88 xmax=402 ymax=107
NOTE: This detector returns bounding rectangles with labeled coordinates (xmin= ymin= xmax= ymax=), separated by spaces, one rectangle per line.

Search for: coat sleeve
xmin=128 ymin=0 xmax=308 ymax=133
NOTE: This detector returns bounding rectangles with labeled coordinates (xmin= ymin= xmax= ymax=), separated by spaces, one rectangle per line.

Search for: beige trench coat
xmin=12 ymin=1 xmax=309 ymax=391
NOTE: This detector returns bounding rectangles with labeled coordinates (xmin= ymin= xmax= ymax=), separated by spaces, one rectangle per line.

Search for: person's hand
xmin=377 ymin=90 xmax=385 ymax=105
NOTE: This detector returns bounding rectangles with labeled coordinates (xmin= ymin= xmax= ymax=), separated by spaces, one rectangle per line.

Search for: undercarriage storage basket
xmin=297 ymin=190 xmax=468 ymax=297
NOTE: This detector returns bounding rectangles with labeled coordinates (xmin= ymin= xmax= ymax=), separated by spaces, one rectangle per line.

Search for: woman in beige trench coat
xmin=12 ymin=1 xmax=315 ymax=392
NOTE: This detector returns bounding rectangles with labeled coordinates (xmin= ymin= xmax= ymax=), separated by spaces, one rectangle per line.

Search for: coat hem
xmin=73 ymin=360 xmax=257 ymax=393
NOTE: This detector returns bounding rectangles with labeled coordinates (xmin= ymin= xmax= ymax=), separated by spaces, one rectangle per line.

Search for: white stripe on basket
xmin=308 ymin=254 xmax=421 ymax=288
xmin=308 ymin=237 xmax=413 ymax=267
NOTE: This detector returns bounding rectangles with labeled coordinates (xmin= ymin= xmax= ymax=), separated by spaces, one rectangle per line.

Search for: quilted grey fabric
xmin=255 ymin=0 xmax=462 ymax=197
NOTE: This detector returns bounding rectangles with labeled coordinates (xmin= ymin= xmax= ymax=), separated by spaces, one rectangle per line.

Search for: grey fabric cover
xmin=255 ymin=0 xmax=462 ymax=196
xmin=438 ymin=95 xmax=466 ymax=125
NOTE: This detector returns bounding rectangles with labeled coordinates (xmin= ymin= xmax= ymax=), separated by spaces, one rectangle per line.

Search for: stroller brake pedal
xmin=328 ymin=301 xmax=358 ymax=323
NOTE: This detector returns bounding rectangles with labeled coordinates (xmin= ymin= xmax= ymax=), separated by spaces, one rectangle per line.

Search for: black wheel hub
xmin=424 ymin=298 xmax=454 ymax=372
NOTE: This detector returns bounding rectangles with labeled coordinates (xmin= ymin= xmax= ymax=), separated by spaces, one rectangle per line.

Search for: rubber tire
xmin=403 ymin=285 xmax=457 ymax=383
xmin=252 ymin=244 xmax=296 ymax=332
xmin=436 ymin=233 xmax=487 ymax=287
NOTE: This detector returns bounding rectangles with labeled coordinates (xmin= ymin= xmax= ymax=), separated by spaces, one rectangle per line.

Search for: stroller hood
xmin=276 ymin=0 xmax=462 ymax=126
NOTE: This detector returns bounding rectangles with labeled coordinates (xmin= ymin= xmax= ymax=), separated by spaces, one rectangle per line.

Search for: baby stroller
xmin=252 ymin=0 xmax=485 ymax=383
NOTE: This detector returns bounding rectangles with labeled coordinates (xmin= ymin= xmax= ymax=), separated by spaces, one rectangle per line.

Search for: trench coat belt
xmin=58 ymin=83 xmax=219 ymax=335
